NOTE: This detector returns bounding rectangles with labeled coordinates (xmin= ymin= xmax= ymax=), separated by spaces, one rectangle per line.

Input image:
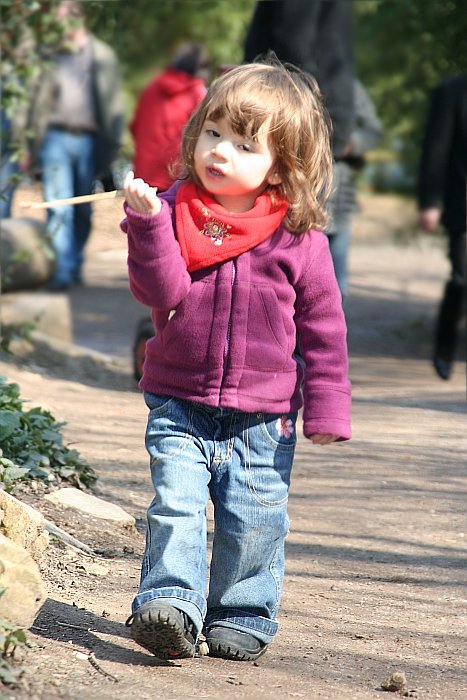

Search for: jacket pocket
xmin=158 ymin=283 xmax=213 ymax=367
xmin=245 ymin=287 xmax=291 ymax=370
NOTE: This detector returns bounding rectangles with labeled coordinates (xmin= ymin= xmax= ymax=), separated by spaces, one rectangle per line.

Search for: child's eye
xmin=206 ymin=128 xmax=220 ymax=138
xmin=238 ymin=143 xmax=252 ymax=152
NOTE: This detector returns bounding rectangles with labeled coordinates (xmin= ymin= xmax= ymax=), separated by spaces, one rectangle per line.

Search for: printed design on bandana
xmin=276 ymin=416 xmax=294 ymax=439
xmin=199 ymin=206 xmax=232 ymax=246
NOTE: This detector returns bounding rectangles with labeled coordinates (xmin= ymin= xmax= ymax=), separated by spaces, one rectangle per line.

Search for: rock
xmin=0 ymin=490 xmax=49 ymax=564
xmin=381 ymin=670 xmax=408 ymax=693
xmin=82 ymin=562 xmax=109 ymax=576
xmin=0 ymin=217 xmax=54 ymax=292
xmin=1 ymin=291 xmax=72 ymax=343
xmin=44 ymin=488 xmax=136 ymax=527
xmin=0 ymin=534 xmax=46 ymax=629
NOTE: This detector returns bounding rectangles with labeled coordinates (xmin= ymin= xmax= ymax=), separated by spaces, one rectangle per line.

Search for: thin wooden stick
xmin=45 ymin=519 xmax=97 ymax=557
xmin=20 ymin=189 xmax=123 ymax=209
xmin=88 ymin=652 xmax=119 ymax=682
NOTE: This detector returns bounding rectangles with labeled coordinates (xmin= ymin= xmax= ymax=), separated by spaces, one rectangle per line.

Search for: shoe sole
xmin=130 ymin=604 xmax=195 ymax=660
xmin=207 ymin=639 xmax=267 ymax=661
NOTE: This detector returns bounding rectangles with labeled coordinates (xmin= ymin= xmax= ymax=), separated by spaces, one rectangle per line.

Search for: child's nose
xmin=211 ymin=140 xmax=230 ymax=160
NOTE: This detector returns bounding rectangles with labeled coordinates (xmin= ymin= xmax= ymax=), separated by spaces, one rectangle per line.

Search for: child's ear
xmin=267 ymin=171 xmax=282 ymax=185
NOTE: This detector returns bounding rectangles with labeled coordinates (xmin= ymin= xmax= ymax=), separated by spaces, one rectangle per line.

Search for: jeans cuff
xmin=205 ymin=607 xmax=279 ymax=644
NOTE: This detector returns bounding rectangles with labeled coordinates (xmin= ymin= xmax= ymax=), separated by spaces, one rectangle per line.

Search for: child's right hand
xmin=123 ymin=170 xmax=161 ymax=216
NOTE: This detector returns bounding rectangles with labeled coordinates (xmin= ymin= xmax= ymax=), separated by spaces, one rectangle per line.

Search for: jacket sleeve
xmin=295 ymin=233 xmax=351 ymax=440
xmin=349 ymin=79 xmax=382 ymax=157
xmin=120 ymin=200 xmax=192 ymax=311
xmin=418 ymin=79 xmax=456 ymax=211
xmin=92 ymin=36 xmax=124 ymax=176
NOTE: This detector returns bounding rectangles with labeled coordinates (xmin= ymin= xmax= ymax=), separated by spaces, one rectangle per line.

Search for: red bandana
xmin=175 ymin=181 xmax=288 ymax=272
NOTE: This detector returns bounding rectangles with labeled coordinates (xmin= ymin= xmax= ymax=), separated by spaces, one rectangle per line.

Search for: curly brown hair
xmin=180 ymin=59 xmax=333 ymax=233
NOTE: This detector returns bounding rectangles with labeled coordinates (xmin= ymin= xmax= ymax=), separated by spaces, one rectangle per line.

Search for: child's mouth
xmin=207 ymin=166 xmax=224 ymax=178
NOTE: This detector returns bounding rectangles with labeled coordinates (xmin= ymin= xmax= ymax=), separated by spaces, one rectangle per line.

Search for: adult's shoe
xmin=433 ymin=356 xmax=452 ymax=380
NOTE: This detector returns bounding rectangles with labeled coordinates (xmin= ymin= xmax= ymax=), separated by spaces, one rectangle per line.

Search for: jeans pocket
xmin=144 ymin=393 xmax=194 ymax=458
xmin=259 ymin=412 xmax=298 ymax=450
xmin=144 ymin=391 xmax=174 ymax=414
xmin=245 ymin=412 xmax=297 ymax=507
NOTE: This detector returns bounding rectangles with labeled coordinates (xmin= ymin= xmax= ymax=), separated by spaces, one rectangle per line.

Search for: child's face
xmin=193 ymin=117 xmax=281 ymax=212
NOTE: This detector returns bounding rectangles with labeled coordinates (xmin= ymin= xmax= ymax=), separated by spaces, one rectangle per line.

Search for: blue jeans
xmin=133 ymin=393 xmax=298 ymax=645
xmin=327 ymin=225 xmax=351 ymax=298
xmin=40 ymin=128 xmax=96 ymax=285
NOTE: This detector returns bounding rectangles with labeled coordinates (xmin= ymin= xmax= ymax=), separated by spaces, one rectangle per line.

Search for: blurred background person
xmin=243 ymin=0 xmax=356 ymax=301
xmin=244 ymin=0 xmax=354 ymax=160
xmin=418 ymin=74 xmax=467 ymax=380
xmin=326 ymin=79 xmax=382 ymax=299
xmin=27 ymin=0 xmax=124 ymax=290
xmin=0 ymin=103 xmax=22 ymax=220
xmin=0 ymin=73 xmax=30 ymax=219
xmin=130 ymin=42 xmax=210 ymax=192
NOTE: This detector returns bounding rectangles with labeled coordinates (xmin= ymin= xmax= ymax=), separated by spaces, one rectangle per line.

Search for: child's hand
xmin=123 ymin=170 xmax=161 ymax=215
xmin=310 ymin=434 xmax=339 ymax=445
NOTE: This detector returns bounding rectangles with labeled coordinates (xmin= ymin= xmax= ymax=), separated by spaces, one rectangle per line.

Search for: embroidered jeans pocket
xmin=244 ymin=412 xmax=297 ymax=507
xmin=260 ymin=412 xmax=298 ymax=450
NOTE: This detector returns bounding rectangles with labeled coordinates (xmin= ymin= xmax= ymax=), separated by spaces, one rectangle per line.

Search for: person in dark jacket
xmin=243 ymin=0 xmax=354 ymax=159
xmin=418 ymin=74 xmax=467 ymax=380
xmin=130 ymin=43 xmax=209 ymax=191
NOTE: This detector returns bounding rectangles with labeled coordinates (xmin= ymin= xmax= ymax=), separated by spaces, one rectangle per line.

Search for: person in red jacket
xmin=130 ymin=43 xmax=209 ymax=192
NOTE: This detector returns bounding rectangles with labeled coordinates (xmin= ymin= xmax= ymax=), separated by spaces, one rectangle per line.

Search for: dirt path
xmin=1 ymin=188 xmax=466 ymax=699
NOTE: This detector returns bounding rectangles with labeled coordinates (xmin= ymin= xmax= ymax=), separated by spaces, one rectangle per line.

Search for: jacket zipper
xmin=223 ymin=260 xmax=236 ymax=361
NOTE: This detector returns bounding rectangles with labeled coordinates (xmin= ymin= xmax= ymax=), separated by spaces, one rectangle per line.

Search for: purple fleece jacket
xmin=121 ymin=182 xmax=351 ymax=441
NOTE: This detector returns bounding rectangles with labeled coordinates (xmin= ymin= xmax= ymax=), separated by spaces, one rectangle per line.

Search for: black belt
xmin=49 ymin=125 xmax=96 ymax=136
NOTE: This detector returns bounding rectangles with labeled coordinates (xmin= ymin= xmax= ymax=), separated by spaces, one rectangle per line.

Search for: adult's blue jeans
xmin=327 ymin=225 xmax=351 ymax=299
xmin=40 ymin=128 xmax=96 ymax=285
xmin=132 ymin=393 xmax=298 ymax=645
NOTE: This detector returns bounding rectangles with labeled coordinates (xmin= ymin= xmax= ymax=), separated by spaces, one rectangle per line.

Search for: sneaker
xmin=206 ymin=626 xmax=268 ymax=661
xmin=126 ymin=601 xmax=196 ymax=659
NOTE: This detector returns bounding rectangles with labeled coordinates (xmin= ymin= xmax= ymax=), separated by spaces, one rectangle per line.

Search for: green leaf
xmin=0 ymin=465 xmax=30 ymax=481
xmin=40 ymin=429 xmax=62 ymax=443
xmin=0 ymin=412 xmax=21 ymax=441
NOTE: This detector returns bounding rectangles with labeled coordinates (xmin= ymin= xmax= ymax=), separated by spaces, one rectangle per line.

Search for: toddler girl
xmin=122 ymin=59 xmax=351 ymax=662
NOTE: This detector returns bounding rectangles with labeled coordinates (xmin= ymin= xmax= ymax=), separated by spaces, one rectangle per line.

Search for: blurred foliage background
xmin=1 ymin=0 xmax=466 ymax=192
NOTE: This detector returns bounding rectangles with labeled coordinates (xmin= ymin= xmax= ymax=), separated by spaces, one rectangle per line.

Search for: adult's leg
xmin=41 ymin=129 xmax=75 ymax=287
xmin=433 ymin=232 xmax=466 ymax=379
xmin=71 ymin=133 xmax=95 ymax=282
xmin=327 ymin=225 xmax=351 ymax=299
